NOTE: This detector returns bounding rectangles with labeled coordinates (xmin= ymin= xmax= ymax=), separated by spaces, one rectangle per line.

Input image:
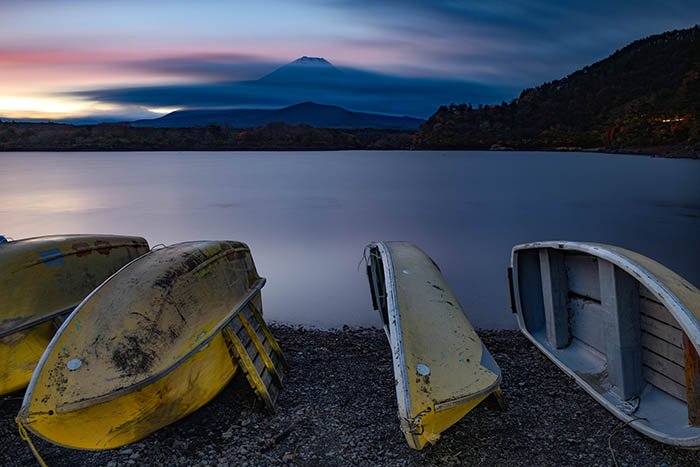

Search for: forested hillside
xmin=416 ymin=26 xmax=700 ymax=155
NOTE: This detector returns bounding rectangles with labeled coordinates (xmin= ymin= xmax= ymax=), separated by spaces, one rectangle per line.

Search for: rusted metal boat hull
xmin=0 ymin=235 xmax=149 ymax=395
xmin=19 ymin=241 xmax=267 ymax=450
xmin=511 ymin=241 xmax=700 ymax=447
xmin=366 ymin=241 xmax=502 ymax=449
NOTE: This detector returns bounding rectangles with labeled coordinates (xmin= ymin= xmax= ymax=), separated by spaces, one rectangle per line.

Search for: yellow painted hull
xmin=410 ymin=394 xmax=492 ymax=448
xmin=0 ymin=322 xmax=55 ymax=395
xmin=22 ymin=332 xmax=238 ymax=450
xmin=0 ymin=235 xmax=149 ymax=396
xmin=367 ymin=242 xmax=502 ymax=449
xmin=20 ymin=240 xmax=263 ymax=450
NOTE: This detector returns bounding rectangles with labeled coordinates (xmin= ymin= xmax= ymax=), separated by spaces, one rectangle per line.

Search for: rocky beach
xmin=1 ymin=326 xmax=698 ymax=466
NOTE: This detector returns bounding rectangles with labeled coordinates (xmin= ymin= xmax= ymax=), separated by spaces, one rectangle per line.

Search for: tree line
xmin=414 ymin=26 xmax=700 ymax=156
xmin=0 ymin=121 xmax=414 ymax=151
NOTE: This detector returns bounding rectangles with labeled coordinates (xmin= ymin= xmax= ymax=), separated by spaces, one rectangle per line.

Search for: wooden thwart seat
xmin=515 ymin=242 xmax=700 ymax=446
xmin=536 ymin=249 xmax=699 ymax=417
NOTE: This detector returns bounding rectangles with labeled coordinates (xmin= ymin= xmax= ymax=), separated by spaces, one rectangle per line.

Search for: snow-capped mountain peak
xmin=291 ymin=56 xmax=333 ymax=66
xmin=258 ymin=56 xmax=341 ymax=83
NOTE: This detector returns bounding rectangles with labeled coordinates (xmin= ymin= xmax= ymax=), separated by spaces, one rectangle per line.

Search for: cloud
xmin=2 ymin=1 xmax=699 ymax=119
xmin=119 ymin=53 xmax=281 ymax=81
xmin=70 ymin=63 xmax=519 ymax=118
xmin=317 ymin=0 xmax=700 ymax=86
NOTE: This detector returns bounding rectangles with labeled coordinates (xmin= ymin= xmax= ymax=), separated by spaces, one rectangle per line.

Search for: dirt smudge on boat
xmin=95 ymin=240 xmax=113 ymax=255
xmin=72 ymin=242 xmax=92 ymax=257
xmin=112 ymin=335 xmax=157 ymax=377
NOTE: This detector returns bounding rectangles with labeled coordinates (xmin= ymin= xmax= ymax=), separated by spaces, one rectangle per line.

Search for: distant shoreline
xmin=0 ymin=121 xmax=697 ymax=159
xmin=491 ymin=146 xmax=700 ymax=160
xmin=1 ymin=147 xmax=698 ymax=160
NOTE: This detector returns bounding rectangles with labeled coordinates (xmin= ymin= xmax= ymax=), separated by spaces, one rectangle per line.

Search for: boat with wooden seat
xmin=18 ymin=240 xmax=286 ymax=450
xmin=509 ymin=241 xmax=700 ymax=447
xmin=366 ymin=241 xmax=503 ymax=450
xmin=0 ymin=234 xmax=149 ymax=396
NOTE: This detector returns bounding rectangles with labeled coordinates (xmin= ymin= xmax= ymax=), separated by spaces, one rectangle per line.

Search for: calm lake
xmin=1 ymin=151 xmax=698 ymax=328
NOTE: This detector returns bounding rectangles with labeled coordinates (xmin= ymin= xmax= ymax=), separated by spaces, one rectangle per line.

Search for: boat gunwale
xmin=511 ymin=240 xmax=700 ymax=447
xmin=0 ymin=306 xmax=75 ymax=339
xmin=22 ymin=240 xmax=149 ymax=269
xmin=20 ymin=241 xmax=264 ymax=422
xmin=56 ymin=279 xmax=264 ymax=414
xmin=0 ymin=236 xmax=149 ymax=337
xmin=1 ymin=234 xmax=148 ymax=262
xmin=19 ymin=246 xmax=159 ymax=438
xmin=433 ymin=367 xmax=502 ymax=412
xmin=0 ymin=234 xmax=147 ymax=246
xmin=369 ymin=241 xmax=502 ymax=446
xmin=368 ymin=241 xmax=418 ymax=447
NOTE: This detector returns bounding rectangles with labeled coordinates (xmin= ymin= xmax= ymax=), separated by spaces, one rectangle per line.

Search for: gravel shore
xmin=1 ymin=326 xmax=698 ymax=466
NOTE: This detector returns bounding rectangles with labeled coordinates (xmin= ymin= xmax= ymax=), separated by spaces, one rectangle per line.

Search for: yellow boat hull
xmin=366 ymin=242 xmax=502 ymax=449
xmin=19 ymin=240 xmax=265 ymax=450
xmin=21 ymin=332 xmax=238 ymax=450
xmin=408 ymin=394 xmax=492 ymax=448
xmin=0 ymin=322 xmax=56 ymax=395
xmin=0 ymin=235 xmax=149 ymax=396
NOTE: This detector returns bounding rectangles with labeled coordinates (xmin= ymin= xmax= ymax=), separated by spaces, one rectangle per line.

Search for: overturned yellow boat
xmin=365 ymin=242 xmax=503 ymax=449
xmin=18 ymin=240 xmax=285 ymax=450
xmin=0 ymin=234 xmax=149 ymax=396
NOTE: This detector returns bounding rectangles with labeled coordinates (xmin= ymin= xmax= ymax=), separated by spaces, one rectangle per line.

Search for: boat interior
xmin=366 ymin=245 xmax=390 ymax=333
xmin=514 ymin=247 xmax=700 ymax=441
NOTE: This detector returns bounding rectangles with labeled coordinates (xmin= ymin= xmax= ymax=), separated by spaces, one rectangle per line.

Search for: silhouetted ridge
xmin=416 ymin=26 xmax=700 ymax=152
xmin=132 ymin=101 xmax=424 ymax=130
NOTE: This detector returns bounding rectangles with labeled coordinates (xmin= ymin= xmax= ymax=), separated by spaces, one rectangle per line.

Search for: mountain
xmin=416 ymin=26 xmax=700 ymax=154
xmin=75 ymin=56 xmax=516 ymax=119
xmin=257 ymin=56 xmax=343 ymax=84
xmin=1 ymin=115 xmax=145 ymax=126
xmin=132 ymin=101 xmax=425 ymax=130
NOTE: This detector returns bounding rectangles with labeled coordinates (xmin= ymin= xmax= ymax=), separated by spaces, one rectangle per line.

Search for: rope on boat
xmin=359 ymin=243 xmax=383 ymax=271
xmin=607 ymin=415 xmax=647 ymax=467
xmin=16 ymin=418 xmax=47 ymax=467
xmin=357 ymin=248 xmax=369 ymax=271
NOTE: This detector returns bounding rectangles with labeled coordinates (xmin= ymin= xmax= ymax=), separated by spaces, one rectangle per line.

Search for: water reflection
xmin=0 ymin=190 xmax=108 ymax=213
xmin=1 ymin=151 xmax=698 ymax=328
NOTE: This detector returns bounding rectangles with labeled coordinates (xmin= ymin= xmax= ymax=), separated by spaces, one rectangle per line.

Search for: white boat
xmin=510 ymin=241 xmax=700 ymax=447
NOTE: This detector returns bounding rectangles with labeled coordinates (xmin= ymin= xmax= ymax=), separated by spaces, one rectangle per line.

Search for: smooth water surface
xmin=1 ymin=151 xmax=698 ymax=328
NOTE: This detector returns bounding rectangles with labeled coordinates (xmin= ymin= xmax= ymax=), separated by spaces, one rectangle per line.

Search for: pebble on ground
xmin=1 ymin=326 xmax=698 ymax=466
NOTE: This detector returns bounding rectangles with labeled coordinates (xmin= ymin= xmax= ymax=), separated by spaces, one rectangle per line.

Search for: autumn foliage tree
xmin=416 ymin=26 xmax=700 ymax=154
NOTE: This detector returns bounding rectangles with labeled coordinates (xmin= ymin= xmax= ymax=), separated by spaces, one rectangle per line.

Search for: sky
xmin=1 ymin=0 xmax=699 ymax=120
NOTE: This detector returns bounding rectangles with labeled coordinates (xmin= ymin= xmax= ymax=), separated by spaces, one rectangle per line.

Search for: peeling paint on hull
xmin=18 ymin=240 xmax=266 ymax=450
xmin=366 ymin=241 xmax=502 ymax=449
xmin=0 ymin=235 xmax=149 ymax=395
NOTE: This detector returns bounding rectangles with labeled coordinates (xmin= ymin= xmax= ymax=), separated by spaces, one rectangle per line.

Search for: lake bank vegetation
xmin=0 ymin=121 xmax=414 ymax=151
xmin=415 ymin=26 xmax=700 ymax=158
xmin=1 ymin=118 xmax=696 ymax=158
